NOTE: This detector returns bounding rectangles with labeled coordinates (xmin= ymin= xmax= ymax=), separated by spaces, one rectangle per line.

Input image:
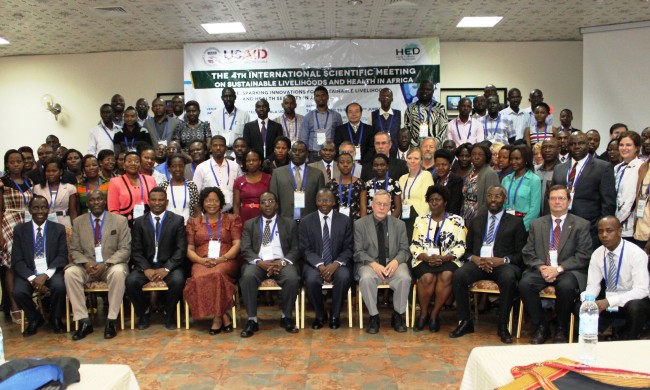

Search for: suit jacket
xmin=436 ymin=172 xmax=463 ymax=215
xmin=360 ymin=158 xmax=408 ymax=182
xmin=70 ymin=212 xmax=131 ymax=265
xmin=522 ymin=214 xmax=592 ymax=290
xmin=353 ymin=215 xmax=410 ymax=273
xmin=308 ymin=160 xmax=340 ymax=183
xmin=299 ymin=211 xmax=353 ymax=269
xmin=269 ymin=164 xmax=325 ymax=220
xmin=550 ymin=157 xmax=616 ymax=229
xmin=333 ymin=122 xmax=374 ymax=164
xmin=243 ymin=119 xmax=284 ymax=159
xmin=241 ymin=215 xmax=299 ymax=263
xmin=131 ymin=211 xmax=187 ymax=271
xmin=143 ymin=116 xmax=181 ymax=145
xmin=465 ymin=210 xmax=527 ymax=269
xmin=11 ymin=221 xmax=68 ymax=281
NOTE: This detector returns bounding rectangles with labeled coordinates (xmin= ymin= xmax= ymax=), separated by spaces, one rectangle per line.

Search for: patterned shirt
xmin=404 ymin=100 xmax=448 ymax=147
xmin=410 ymin=213 xmax=466 ymax=268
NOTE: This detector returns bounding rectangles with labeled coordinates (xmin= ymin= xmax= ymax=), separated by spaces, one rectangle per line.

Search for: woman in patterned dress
xmin=159 ymin=153 xmax=201 ymax=225
xmin=326 ymin=152 xmax=367 ymax=220
xmin=172 ymin=100 xmax=212 ymax=153
xmin=77 ymin=155 xmax=110 ymax=215
xmin=461 ymin=143 xmax=500 ymax=227
xmin=365 ymin=153 xmax=402 ymax=218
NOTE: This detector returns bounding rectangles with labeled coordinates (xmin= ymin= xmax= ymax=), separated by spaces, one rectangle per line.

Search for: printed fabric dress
xmin=461 ymin=171 xmax=480 ymax=227
xmin=0 ymin=177 xmax=33 ymax=267
xmin=365 ymin=177 xmax=402 ymax=214
xmin=327 ymin=177 xmax=366 ymax=220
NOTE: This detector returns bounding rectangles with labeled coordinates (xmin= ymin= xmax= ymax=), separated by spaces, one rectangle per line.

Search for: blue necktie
xmin=322 ymin=216 xmax=332 ymax=265
xmin=35 ymin=227 xmax=44 ymax=258
xmin=485 ymin=215 xmax=496 ymax=244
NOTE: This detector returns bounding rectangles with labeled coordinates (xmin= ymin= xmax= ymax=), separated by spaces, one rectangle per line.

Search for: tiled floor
xmin=1 ymin=299 xmax=557 ymax=389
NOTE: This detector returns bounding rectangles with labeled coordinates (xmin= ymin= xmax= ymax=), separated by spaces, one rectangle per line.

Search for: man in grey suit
xmin=143 ymin=97 xmax=181 ymax=146
xmin=520 ymin=185 xmax=592 ymax=344
xmin=269 ymin=141 xmax=325 ymax=222
xmin=239 ymin=192 xmax=301 ymax=337
xmin=308 ymin=140 xmax=339 ymax=183
xmin=65 ymin=190 xmax=131 ymax=340
xmin=354 ymin=190 xmax=411 ymax=334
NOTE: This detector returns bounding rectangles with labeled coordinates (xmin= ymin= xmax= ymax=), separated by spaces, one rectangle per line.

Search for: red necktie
xmin=567 ymin=162 xmax=578 ymax=191
xmin=547 ymin=218 xmax=561 ymax=265
xmin=94 ymin=218 xmax=101 ymax=246
xmin=261 ymin=120 xmax=267 ymax=142
xmin=326 ymin=164 xmax=331 ymax=180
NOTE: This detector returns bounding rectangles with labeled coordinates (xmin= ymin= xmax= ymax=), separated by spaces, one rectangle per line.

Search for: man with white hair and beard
xmin=421 ymin=137 xmax=438 ymax=176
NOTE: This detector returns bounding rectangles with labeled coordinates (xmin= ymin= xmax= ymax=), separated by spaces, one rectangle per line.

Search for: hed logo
xmin=395 ymin=43 xmax=421 ymax=62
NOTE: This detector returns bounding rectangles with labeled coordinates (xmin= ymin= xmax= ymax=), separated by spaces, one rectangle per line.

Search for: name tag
xmin=158 ymin=140 xmax=167 ymax=147
xmin=427 ymin=246 xmax=440 ymax=256
xmin=339 ymin=206 xmax=350 ymax=216
xmin=480 ymin=245 xmax=493 ymax=258
xmin=208 ymin=240 xmax=221 ymax=259
xmin=294 ymin=191 xmax=306 ymax=208
xmin=636 ymin=198 xmax=647 ymax=219
xmin=94 ymin=245 xmax=104 ymax=263
xmin=548 ymin=250 xmax=558 ymax=267
xmin=354 ymin=146 xmax=361 ymax=161
xmin=259 ymin=245 xmax=274 ymax=261
xmin=47 ymin=212 xmax=58 ymax=222
xmin=153 ymin=245 xmax=159 ymax=263
xmin=133 ymin=203 xmax=145 ymax=219
xmin=316 ymin=131 xmax=327 ymax=146
xmin=605 ymin=291 xmax=620 ymax=312
xmin=401 ymin=204 xmax=411 ymax=219
xmin=568 ymin=191 xmax=574 ymax=210
xmin=419 ymin=123 xmax=428 ymax=138
xmin=34 ymin=256 xmax=47 ymax=274
xmin=24 ymin=210 xmax=32 ymax=223
xmin=221 ymin=130 xmax=233 ymax=146
xmin=505 ymin=208 xmax=516 ymax=216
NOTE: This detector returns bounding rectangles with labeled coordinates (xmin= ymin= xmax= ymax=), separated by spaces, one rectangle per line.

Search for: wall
xmin=0 ymin=41 xmax=582 ymax=157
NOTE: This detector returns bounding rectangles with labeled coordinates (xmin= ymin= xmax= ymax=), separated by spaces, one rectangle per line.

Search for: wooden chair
xmin=241 ymin=279 xmax=299 ymax=328
xmin=358 ymin=284 xmax=410 ymax=328
xmin=468 ymin=280 xmax=514 ymax=333
xmin=516 ymin=285 xmax=576 ymax=343
xmin=184 ymin=293 xmax=238 ymax=330
xmin=65 ymin=281 xmax=125 ymax=332
xmin=300 ymin=283 xmax=353 ymax=329
xmin=130 ymin=281 xmax=181 ymax=329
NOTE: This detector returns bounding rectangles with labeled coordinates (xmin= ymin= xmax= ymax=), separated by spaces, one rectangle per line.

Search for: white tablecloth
xmin=460 ymin=340 xmax=650 ymax=390
xmin=69 ymin=364 xmax=139 ymax=390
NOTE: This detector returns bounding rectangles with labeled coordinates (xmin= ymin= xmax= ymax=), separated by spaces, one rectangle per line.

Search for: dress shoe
xmin=209 ymin=326 xmax=222 ymax=335
xmin=449 ymin=320 xmax=474 ymax=338
xmin=429 ymin=316 xmax=441 ymax=332
xmin=240 ymin=319 xmax=259 ymax=338
xmin=497 ymin=324 xmax=512 ymax=344
xmin=367 ymin=314 xmax=380 ymax=334
xmin=413 ymin=313 xmax=431 ymax=332
xmin=164 ymin=316 xmax=176 ymax=330
xmin=329 ymin=317 xmax=340 ymax=329
xmin=104 ymin=320 xmax=117 ymax=339
xmin=391 ymin=311 xmax=407 ymax=333
xmin=311 ymin=317 xmax=325 ymax=330
xmin=222 ymin=313 xmax=234 ymax=333
xmin=554 ymin=326 xmax=568 ymax=343
xmin=50 ymin=318 xmax=65 ymax=334
xmin=136 ymin=315 xmax=150 ymax=330
xmin=23 ymin=316 xmax=45 ymax=337
xmin=280 ymin=317 xmax=299 ymax=333
xmin=530 ymin=324 xmax=550 ymax=344
xmin=72 ymin=319 xmax=94 ymax=340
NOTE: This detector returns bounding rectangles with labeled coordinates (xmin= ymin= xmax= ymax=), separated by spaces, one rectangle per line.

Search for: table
xmin=69 ymin=364 xmax=139 ymax=390
xmin=460 ymin=340 xmax=650 ymax=390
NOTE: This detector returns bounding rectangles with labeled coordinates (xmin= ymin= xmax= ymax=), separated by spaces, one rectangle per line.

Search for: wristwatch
xmin=557 ymin=265 xmax=564 ymax=273
xmin=164 ymin=268 xmax=170 ymax=273
xmin=280 ymin=260 xmax=287 ymax=267
xmin=503 ymin=256 xmax=511 ymax=264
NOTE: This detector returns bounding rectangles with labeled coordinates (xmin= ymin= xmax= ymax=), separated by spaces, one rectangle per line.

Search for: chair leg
xmin=185 ymin=300 xmax=190 ymax=330
xmin=21 ymin=310 xmax=25 ymax=334
xmin=176 ymin=301 xmax=181 ymax=329
xmin=65 ymin=295 xmax=71 ymax=333
xmin=294 ymin=295 xmax=299 ymax=328
xmin=130 ymin=302 xmax=135 ymax=330
xmin=411 ymin=284 xmax=417 ymax=327
xmin=473 ymin=292 xmax=479 ymax=322
xmin=347 ymin=288 xmax=353 ymax=328
xmin=300 ymin=288 xmax=305 ymax=329
xmin=358 ymin=289 xmax=363 ymax=329
xmin=516 ymin=300 xmax=524 ymax=339
xmin=232 ymin=292 xmax=237 ymax=329
xmin=120 ymin=302 xmax=125 ymax=330
xmin=405 ymin=294 xmax=410 ymax=328
xmin=569 ymin=314 xmax=575 ymax=344
xmin=508 ymin=306 xmax=513 ymax=334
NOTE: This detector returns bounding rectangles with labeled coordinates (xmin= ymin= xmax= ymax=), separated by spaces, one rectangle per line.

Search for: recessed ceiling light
xmin=348 ymin=0 xmax=363 ymax=4
xmin=0 ymin=37 xmax=10 ymax=45
xmin=201 ymin=22 xmax=246 ymax=34
xmin=457 ymin=16 xmax=503 ymax=28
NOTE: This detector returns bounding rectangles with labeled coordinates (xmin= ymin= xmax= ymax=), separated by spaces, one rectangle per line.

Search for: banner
xmin=183 ymin=38 xmax=440 ymax=122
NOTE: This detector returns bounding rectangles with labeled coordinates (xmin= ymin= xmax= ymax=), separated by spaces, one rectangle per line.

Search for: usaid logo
xmin=395 ymin=43 xmax=421 ymax=62
xmin=202 ymin=47 xmax=220 ymax=65
xmin=222 ymin=48 xmax=268 ymax=62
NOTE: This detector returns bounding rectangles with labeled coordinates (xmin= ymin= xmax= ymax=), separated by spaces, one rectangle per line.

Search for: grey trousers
xmin=358 ymin=263 xmax=411 ymax=316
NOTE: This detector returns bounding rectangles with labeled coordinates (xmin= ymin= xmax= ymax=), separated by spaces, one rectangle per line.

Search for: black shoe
xmin=50 ymin=318 xmax=65 ymax=334
xmin=164 ymin=316 xmax=176 ymax=330
xmin=104 ymin=320 xmax=117 ymax=339
xmin=554 ymin=326 xmax=568 ymax=343
xmin=311 ymin=317 xmax=325 ymax=330
xmin=222 ymin=313 xmax=234 ymax=333
xmin=240 ymin=319 xmax=259 ymax=338
xmin=429 ymin=316 xmax=441 ymax=332
xmin=136 ymin=315 xmax=150 ymax=330
xmin=413 ymin=313 xmax=431 ymax=332
xmin=449 ymin=320 xmax=474 ymax=338
xmin=23 ymin=316 xmax=45 ymax=337
xmin=367 ymin=314 xmax=380 ymax=334
xmin=72 ymin=319 xmax=94 ymax=340
xmin=391 ymin=311 xmax=407 ymax=333
xmin=329 ymin=317 xmax=340 ymax=329
xmin=209 ymin=326 xmax=222 ymax=335
xmin=530 ymin=324 xmax=550 ymax=344
xmin=281 ymin=317 xmax=299 ymax=333
xmin=497 ymin=324 xmax=512 ymax=344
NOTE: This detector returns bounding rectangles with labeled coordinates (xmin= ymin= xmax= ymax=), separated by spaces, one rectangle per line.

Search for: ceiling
xmin=1 ymin=0 xmax=649 ymax=57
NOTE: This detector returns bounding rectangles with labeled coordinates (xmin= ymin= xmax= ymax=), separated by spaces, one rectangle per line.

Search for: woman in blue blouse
xmin=500 ymin=145 xmax=541 ymax=231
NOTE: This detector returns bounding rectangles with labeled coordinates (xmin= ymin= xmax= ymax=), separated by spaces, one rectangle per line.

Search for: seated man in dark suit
xmin=519 ymin=185 xmax=592 ymax=344
xmin=12 ymin=195 xmax=68 ymax=336
xmin=354 ymin=190 xmax=411 ymax=334
xmin=299 ymin=189 xmax=353 ymax=329
xmin=449 ymin=185 xmax=527 ymax=343
xmin=243 ymin=98 xmax=284 ymax=159
xmin=239 ymin=191 xmax=301 ymax=337
xmin=126 ymin=187 xmax=187 ymax=330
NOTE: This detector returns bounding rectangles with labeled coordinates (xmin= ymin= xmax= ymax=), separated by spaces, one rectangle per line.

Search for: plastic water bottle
xmin=579 ymin=294 xmax=599 ymax=365
xmin=0 ymin=325 xmax=5 ymax=364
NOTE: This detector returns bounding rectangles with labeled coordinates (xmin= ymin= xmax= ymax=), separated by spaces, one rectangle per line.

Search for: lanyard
xmin=456 ymin=118 xmax=472 ymax=141
xmin=124 ymin=134 xmax=136 ymax=150
xmin=483 ymin=213 xmax=503 ymax=243
xmin=223 ymin=108 xmax=237 ymax=130
xmin=315 ymin=111 xmax=330 ymax=130
xmin=191 ymin=162 xmax=197 ymax=176
xmin=484 ymin=114 xmax=501 ymax=138
xmin=427 ymin=213 xmax=447 ymax=246
xmin=378 ymin=112 xmax=394 ymax=132
xmin=507 ymin=173 xmax=526 ymax=205
xmin=347 ymin=123 xmax=364 ymax=146
xmin=156 ymin=120 xmax=169 ymax=140
xmin=290 ymin=164 xmax=308 ymax=191
xmin=90 ymin=211 xmax=106 ymax=243
xmin=85 ymin=177 xmax=102 ymax=198
xmin=403 ymin=169 xmax=421 ymax=200
xmin=149 ymin=212 xmax=167 ymax=245
xmin=170 ymin=180 xmax=187 ymax=209
xmin=33 ymin=221 xmax=47 ymax=256
xmin=209 ymin=160 xmax=230 ymax=187
xmin=283 ymin=115 xmax=298 ymax=139
xmin=12 ymin=179 xmax=32 ymax=205
xmin=615 ymin=163 xmax=628 ymax=192
xmin=603 ymin=242 xmax=625 ymax=289
xmin=418 ymin=101 xmax=434 ymax=123
xmin=259 ymin=217 xmax=278 ymax=243
xmin=205 ymin=213 xmax=222 ymax=241
xmin=535 ymin=124 xmax=547 ymax=141
xmin=567 ymin=155 xmax=591 ymax=190
xmin=338 ymin=176 xmax=353 ymax=207
xmin=101 ymin=123 xmax=114 ymax=143
xmin=47 ymin=183 xmax=60 ymax=208
xmin=374 ymin=172 xmax=389 ymax=192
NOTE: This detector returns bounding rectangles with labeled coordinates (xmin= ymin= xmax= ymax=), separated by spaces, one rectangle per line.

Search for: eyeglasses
xmin=260 ymin=199 xmax=276 ymax=205
xmin=373 ymin=201 xmax=390 ymax=208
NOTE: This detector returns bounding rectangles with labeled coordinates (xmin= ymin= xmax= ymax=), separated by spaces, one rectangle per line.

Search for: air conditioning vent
xmin=93 ymin=6 xmax=128 ymax=14
xmin=387 ymin=0 xmax=419 ymax=6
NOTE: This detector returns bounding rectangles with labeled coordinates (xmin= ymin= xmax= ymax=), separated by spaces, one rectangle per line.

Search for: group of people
xmin=1 ymin=83 xmax=649 ymax=346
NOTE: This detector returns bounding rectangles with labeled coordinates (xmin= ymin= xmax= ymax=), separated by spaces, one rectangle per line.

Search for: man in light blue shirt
xmin=299 ymin=86 xmax=343 ymax=162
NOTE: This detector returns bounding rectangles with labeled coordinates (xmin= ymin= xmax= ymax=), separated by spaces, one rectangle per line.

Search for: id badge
xmin=24 ymin=210 xmax=32 ymax=223
xmin=339 ymin=206 xmax=350 ymax=216
xmin=94 ymin=245 xmax=104 ymax=263
xmin=354 ymin=146 xmax=361 ymax=161
xmin=222 ymin=131 xmax=233 ymax=147
xmin=208 ymin=240 xmax=221 ymax=259
xmin=605 ymin=291 xmax=619 ymax=312
xmin=47 ymin=212 xmax=58 ymax=222
xmin=259 ymin=245 xmax=273 ymax=261
xmin=506 ymin=208 xmax=516 ymax=216
xmin=133 ymin=203 xmax=145 ymax=219
xmin=480 ymin=245 xmax=493 ymax=258
xmin=158 ymin=140 xmax=167 ymax=147
xmin=401 ymin=204 xmax=411 ymax=219
xmin=34 ymin=256 xmax=47 ymax=274
xmin=316 ymin=131 xmax=327 ymax=146
xmin=419 ymin=123 xmax=429 ymax=138
xmin=294 ymin=191 xmax=306 ymax=208
xmin=427 ymin=246 xmax=441 ymax=256
xmin=548 ymin=250 xmax=558 ymax=267
xmin=153 ymin=245 xmax=159 ymax=263
xmin=568 ymin=191 xmax=574 ymax=210
xmin=636 ymin=198 xmax=647 ymax=219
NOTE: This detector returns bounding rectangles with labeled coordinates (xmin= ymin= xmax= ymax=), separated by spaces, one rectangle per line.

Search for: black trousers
xmin=13 ymin=272 xmax=66 ymax=322
xmin=240 ymin=263 xmax=300 ymax=318
xmin=452 ymin=262 xmax=521 ymax=325
xmin=125 ymin=268 xmax=185 ymax=319
xmin=601 ymin=297 xmax=650 ymax=340
xmin=519 ymin=269 xmax=579 ymax=328
xmin=303 ymin=265 xmax=351 ymax=320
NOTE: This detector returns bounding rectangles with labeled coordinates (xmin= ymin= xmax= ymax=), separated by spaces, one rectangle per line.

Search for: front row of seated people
xmin=11 ymin=183 xmax=650 ymax=344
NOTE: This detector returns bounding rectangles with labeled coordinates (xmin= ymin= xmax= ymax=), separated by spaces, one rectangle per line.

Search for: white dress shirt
xmin=88 ymin=123 xmax=121 ymax=156
xmin=192 ymin=157 xmax=243 ymax=209
xmin=253 ymin=215 xmax=291 ymax=263
xmin=208 ymin=107 xmax=250 ymax=147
